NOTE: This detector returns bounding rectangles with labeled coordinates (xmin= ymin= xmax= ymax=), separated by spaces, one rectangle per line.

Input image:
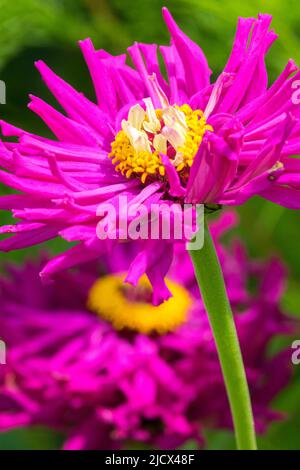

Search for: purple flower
xmin=0 ymin=214 xmax=295 ymax=449
xmin=1 ymin=7 xmax=300 ymax=302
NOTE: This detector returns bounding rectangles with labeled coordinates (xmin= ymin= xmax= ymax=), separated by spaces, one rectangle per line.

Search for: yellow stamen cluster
xmin=87 ymin=274 xmax=192 ymax=335
xmin=109 ymin=103 xmax=213 ymax=185
xmin=175 ymin=105 xmax=213 ymax=172
xmin=110 ymin=132 xmax=165 ymax=184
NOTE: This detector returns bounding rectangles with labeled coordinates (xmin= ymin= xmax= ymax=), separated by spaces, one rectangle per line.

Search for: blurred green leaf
xmin=0 ymin=427 xmax=63 ymax=450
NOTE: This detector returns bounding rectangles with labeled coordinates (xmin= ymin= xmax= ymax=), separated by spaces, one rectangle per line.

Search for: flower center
xmin=87 ymin=274 xmax=192 ymax=334
xmin=109 ymin=99 xmax=213 ymax=185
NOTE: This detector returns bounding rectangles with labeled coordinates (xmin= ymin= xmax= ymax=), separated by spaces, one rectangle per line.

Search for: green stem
xmin=188 ymin=217 xmax=257 ymax=450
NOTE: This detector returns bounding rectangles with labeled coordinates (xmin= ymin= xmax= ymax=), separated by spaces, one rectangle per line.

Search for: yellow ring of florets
xmin=110 ymin=133 xmax=166 ymax=184
xmin=175 ymin=106 xmax=213 ymax=171
xmin=109 ymin=104 xmax=213 ymax=184
xmin=87 ymin=274 xmax=192 ymax=335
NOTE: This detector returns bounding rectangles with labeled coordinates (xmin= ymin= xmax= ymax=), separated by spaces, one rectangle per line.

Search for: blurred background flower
xmin=0 ymin=214 xmax=296 ymax=449
xmin=0 ymin=0 xmax=300 ymax=449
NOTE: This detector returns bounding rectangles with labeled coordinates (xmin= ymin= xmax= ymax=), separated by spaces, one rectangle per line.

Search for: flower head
xmin=0 ymin=214 xmax=295 ymax=449
xmin=1 ymin=8 xmax=300 ymax=301
xmin=88 ymin=273 xmax=192 ymax=335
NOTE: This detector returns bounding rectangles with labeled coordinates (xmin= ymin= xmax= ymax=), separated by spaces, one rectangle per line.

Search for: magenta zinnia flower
xmin=0 ymin=214 xmax=295 ymax=449
xmin=1 ymin=8 xmax=300 ymax=302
